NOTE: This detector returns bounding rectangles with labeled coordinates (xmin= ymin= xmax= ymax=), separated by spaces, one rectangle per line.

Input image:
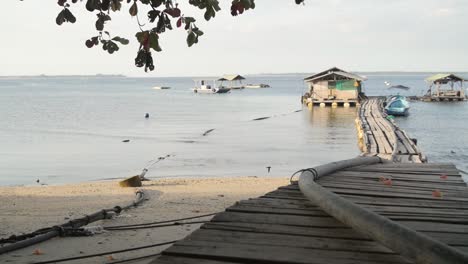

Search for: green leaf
xmin=193 ymin=28 xmax=204 ymax=36
xmin=184 ymin=17 xmax=196 ymax=23
xmin=63 ymin=9 xmax=76 ymax=23
xmin=86 ymin=0 xmax=100 ymax=12
xmin=129 ymin=2 xmax=138 ymax=16
xmin=110 ymin=0 xmax=122 ymax=11
xmin=136 ymin=31 xmax=149 ymax=45
xmin=56 ymin=10 xmax=66 ymax=25
xmin=112 ymin=36 xmax=130 ymax=45
xmin=149 ymin=33 xmax=162 ymax=52
xmin=187 ymin=32 xmax=196 ymax=47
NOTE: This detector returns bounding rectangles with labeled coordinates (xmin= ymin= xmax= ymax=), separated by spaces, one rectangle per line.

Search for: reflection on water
xmin=307 ymin=106 xmax=358 ymax=128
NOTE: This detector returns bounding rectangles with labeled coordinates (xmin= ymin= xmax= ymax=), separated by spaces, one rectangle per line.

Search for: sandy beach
xmin=0 ymin=176 xmax=289 ymax=263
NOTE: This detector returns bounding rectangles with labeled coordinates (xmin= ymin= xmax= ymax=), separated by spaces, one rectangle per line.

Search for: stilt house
xmin=425 ymin=74 xmax=466 ymax=101
xmin=303 ymin=67 xmax=366 ymax=106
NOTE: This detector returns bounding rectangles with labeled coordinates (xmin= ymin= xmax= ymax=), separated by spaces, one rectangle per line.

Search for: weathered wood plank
xmin=186 ymin=229 xmax=394 ymax=254
xmin=152 ymin=255 xmax=242 ymax=264
xmin=212 ymin=212 xmax=344 ymax=228
xmin=163 ymin=241 xmax=411 ymax=264
xmin=201 ymin=222 xmax=369 ymax=240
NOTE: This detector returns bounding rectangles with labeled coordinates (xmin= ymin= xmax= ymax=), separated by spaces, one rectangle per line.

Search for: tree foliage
xmin=54 ymin=0 xmax=305 ymax=72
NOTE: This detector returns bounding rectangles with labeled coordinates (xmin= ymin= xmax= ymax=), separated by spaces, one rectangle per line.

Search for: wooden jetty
xmin=356 ymin=98 xmax=426 ymax=163
xmin=151 ymin=98 xmax=468 ymax=264
xmin=152 ymin=159 xmax=468 ymax=264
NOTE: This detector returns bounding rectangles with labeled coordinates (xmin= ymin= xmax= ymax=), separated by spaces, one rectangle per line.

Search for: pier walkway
xmin=151 ymin=99 xmax=468 ymax=264
xmin=356 ymin=98 xmax=426 ymax=163
xmin=152 ymin=161 xmax=468 ymax=264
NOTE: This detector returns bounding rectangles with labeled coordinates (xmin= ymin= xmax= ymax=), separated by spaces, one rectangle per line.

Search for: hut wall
xmin=334 ymin=90 xmax=357 ymax=100
xmin=310 ymin=81 xmax=329 ymax=100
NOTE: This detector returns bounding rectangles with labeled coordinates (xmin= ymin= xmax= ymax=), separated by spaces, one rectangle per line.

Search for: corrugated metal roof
xmin=426 ymin=73 xmax=467 ymax=83
xmin=304 ymin=67 xmax=366 ymax=82
xmin=218 ymin=74 xmax=245 ymax=81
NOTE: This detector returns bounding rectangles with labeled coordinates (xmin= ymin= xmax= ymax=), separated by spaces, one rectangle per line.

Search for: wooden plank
xmin=340 ymin=194 xmax=468 ymax=210
xmin=186 ymin=229 xmax=394 ymax=253
xmin=326 ymin=187 xmax=468 ymax=202
xmin=226 ymin=205 xmax=329 ymax=217
xmin=201 ymin=222 xmax=369 ymax=240
xmin=212 ymin=212 xmax=345 ymax=228
xmin=152 ymin=255 xmax=242 ymax=264
xmin=318 ymin=177 xmax=468 ymax=191
xmin=163 ymin=241 xmax=410 ymax=264
xmin=318 ymin=182 xmax=468 ymax=199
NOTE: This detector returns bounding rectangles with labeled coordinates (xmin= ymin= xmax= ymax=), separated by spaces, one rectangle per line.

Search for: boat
xmin=153 ymin=86 xmax=171 ymax=90
xmin=192 ymin=79 xmax=230 ymax=94
xmin=385 ymin=95 xmax=410 ymax=116
xmin=244 ymin=84 xmax=270 ymax=88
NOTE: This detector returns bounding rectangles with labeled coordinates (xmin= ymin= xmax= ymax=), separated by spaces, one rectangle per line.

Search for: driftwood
xmin=119 ymin=175 xmax=142 ymax=187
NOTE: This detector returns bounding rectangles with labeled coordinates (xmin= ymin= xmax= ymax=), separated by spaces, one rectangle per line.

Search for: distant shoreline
xmin=1 ymin=71 xmax=467 ymax=79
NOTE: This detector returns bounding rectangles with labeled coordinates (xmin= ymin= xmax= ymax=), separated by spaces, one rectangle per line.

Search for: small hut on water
xmin=302 ymin=67 xmax=366 ymax=107
xmin=218 ymin=74 xmax=246 ymax=89
xmin=424 ymin=74 xmax=466 ymax=101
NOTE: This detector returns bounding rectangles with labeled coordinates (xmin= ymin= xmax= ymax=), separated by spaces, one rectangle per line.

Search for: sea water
xmin=0 ymin=73 xmax=466 ymax=185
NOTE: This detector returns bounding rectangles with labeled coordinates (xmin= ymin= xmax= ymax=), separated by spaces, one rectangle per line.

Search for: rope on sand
xmin=0 ymin=190 xmax=147 ymax=255
xmin=31 ymin=240 xmax=176 ymax=264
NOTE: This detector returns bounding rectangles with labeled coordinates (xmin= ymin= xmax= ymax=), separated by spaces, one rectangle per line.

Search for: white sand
xmin=0 ymin=176 xmax=289 ymax=263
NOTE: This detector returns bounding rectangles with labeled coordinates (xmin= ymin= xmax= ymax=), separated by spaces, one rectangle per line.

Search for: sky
xmin=0 ymin=0 xmax=467 ymax=77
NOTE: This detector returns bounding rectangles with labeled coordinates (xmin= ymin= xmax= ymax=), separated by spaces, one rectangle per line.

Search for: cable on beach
xmin=106 ymin=220 xmax=209 ymax=231
xmin=104 ymin=212 xmax=219 ymax=229
xmin=31 ymin=240 xmax=177 ymax=264
xmin=0 ymin=190 xmax=147 ymax=255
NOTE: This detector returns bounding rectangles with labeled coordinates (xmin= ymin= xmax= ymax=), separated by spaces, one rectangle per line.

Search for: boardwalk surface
xmin=151 ymin=163 xmax=468 ymax=264
xmin=357 ymin=98 xmax=425 ymax=163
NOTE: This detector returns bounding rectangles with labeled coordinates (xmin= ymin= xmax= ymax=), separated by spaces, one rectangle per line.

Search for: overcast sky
xmin=0 ymin=0 xmax=467 ymax=77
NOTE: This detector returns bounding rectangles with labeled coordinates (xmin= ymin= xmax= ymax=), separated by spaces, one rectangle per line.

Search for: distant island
xmin=0 ymin=74 xmax=126 ymax=79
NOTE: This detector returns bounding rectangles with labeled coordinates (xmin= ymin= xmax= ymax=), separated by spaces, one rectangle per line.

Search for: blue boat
xmin=385 ymin=95 xmax=410 ymax=116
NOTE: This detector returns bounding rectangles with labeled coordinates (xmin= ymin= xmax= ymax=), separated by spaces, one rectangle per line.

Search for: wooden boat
xmin=385 ymin=95 xmax=410 ymax=116
xmin=245 ymin=84 xmax=270 ymax=88
xmin=192 ymin=80 xmax=230 ymax=94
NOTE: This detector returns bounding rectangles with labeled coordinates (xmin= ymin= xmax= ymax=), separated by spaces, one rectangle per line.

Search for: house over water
xmin=425 ymin=73 xmax=466 ymax=101
xmin=303 ymin=67 xmax=366 ymax=107
xmin=218 ymin=74 xmax=246 ymax=89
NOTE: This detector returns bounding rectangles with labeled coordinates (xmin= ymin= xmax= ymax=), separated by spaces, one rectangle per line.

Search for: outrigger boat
xmin=385 ymin=95 xmax=410 ymax=116
xmin=192 ymin=79 xmax=230 ymax=94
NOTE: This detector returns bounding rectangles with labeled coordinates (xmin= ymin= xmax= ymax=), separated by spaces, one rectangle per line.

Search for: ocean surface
xmin=0 ymin=73 xmax=467 ymax=186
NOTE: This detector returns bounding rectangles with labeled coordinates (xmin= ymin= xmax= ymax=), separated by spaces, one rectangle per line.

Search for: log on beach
xmin=119 ymin=175 xmax=142 ymax=187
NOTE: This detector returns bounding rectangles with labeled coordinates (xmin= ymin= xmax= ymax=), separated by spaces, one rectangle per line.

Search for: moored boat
xmin=192 ymin=80 xmax=231 ymax=94
xmin=385 ymin=95 xmax=410 ymax=116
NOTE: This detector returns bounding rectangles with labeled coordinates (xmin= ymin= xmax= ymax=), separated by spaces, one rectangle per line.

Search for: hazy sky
xmin=0 ymin=0 xmax=467 ymax=76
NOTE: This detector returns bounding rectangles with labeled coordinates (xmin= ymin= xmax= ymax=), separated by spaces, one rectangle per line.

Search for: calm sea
xmin=0 ymin=73 xmax=466 ymax=185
